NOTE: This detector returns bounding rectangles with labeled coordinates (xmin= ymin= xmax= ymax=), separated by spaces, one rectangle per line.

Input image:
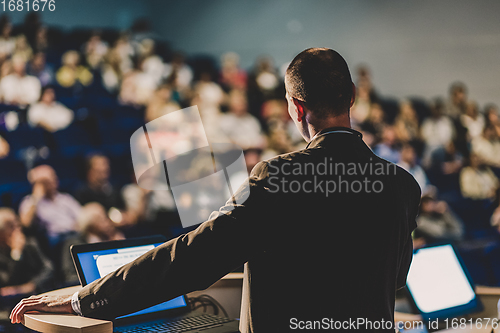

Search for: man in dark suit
xmin=11 ymin=48 xmax=421 ymax=332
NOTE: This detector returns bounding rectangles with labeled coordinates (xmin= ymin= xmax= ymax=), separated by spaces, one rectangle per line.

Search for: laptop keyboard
xmin=115 ymin=313 xmax=234 ymax=333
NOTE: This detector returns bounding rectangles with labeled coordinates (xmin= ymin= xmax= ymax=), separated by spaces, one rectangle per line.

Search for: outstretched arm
xmin=11 ymin=161 xmax=272 ymax=323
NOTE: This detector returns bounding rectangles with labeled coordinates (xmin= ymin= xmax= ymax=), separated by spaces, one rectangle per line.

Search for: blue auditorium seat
xmin=52 ymin=123 xmax=94 ymax=157
xmin=3 ymin=124 xmax=46 ymax=158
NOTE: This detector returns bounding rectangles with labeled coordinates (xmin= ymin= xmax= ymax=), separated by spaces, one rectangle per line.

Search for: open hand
xmin=10 ymin=294 xmax=75 ymax=324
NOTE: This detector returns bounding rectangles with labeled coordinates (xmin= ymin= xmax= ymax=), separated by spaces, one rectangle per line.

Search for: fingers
xmin=10 ymin=296 xmax=44 ymax=324
xmin=9 ymin=294 xmax=73 ymax=325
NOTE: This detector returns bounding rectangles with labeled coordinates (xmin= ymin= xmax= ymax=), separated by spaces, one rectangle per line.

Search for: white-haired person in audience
xmin=471 ymin=125 xmax=500 ymax=168
xmin=28 ymin=85 xmax=74 ymax=132
xmin=19 ymin=165 xmax=81 ymax=250
xmin=460 ymin=101 xmax=485 ymax=141
xmin=0 ymin=208 xmax=53 ymax=299
xmin=0 ymin=54 xmax=41 ymax=106
xmin=61 ymin=202 xmax=124 ymax=286
xmin=459 ymin=152 xmax=499 ymax=201
xmin=420 ymin=98 xmax=456 ymax=167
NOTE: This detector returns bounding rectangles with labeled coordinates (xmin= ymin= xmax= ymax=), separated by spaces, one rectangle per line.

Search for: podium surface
xmin=23 ymin=286 xmax=112 ymax=333
xmin=21 ymin=282 xmax=500 ymax=333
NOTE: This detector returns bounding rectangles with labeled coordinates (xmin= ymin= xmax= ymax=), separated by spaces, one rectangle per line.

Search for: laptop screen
xmin=406 ymin=244 xmax=481 ymax=321
xmin=75 ymin=240 xmax=188 ymax=319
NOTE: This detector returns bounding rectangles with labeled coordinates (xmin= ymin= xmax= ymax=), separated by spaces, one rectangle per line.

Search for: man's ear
xmin=292 ymin=98 xmax=306 ymax=122
xmin=350 ymin=83 xmax=356 ymax=108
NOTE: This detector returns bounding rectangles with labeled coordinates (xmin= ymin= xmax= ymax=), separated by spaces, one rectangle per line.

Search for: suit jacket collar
xmin=306 ymin=127 xmax=363 ymax=149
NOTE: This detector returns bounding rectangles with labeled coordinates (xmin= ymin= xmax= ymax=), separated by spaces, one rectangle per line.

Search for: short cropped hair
xmin=285 ymin=48 xmax=353 ymax=117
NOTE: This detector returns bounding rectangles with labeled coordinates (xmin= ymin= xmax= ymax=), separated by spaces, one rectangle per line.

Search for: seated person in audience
xmin=137 ymin=39 xmax=164 ymax=87
xmin=471 ymin=125 xmax=500 ymax=168
xmin=27 ymin=51 xmax=54 ymax=87
xmin=373 ymin=125 xmax=400 ymax=164
xmin=460 ymin=101 xmax=485 ymax=141
xmin=28 ymin=85 xmax=74 ymax=132
xmin=219 ymin=52 xmax=247 ymax=90
xmin=0 ymin=208 xmax=53 ymax=298
xmin=459 ymin=153 xmax=499 ymax=200
xmin=0 ymin=54 xmax=41 ymax=106
xmin=75 ymin=154 xmax=127 ymax=220
xmin=444 ymin=81 xmax=468 ymax=120
xmin=84 ymin=32 xmax=108 ymax=70
xmin=0 ymin=134 xmax=9 ymax=158
xmin=61 ymin=202 xmax=124 ymax=286
xmin=192 ymin=71 xmax=225 ymax=120
xmin=397 ymin=143 xmax=430 ymax=194
xmin=485 ymin=103 xmax=500 ymax=137
xmin=0 ymin=16 xmax=16 ymax=59
xmin=19 ymin=165 xmax=81 ymax=249
xmin=361 ymin=102 xmax=386 ymax=139
xmin=427 ymin=141 xmax=464 ymax=182
xmin=421 ymin=98 xmax=455 ymax=167
xmin=163 ymin=52 xmax=193 ymax=97
xmin=14 ymin=35 xmax=33 ymax=62
xmin=122 ymin=178 xmax=177 ymax=227
xmin=219 ymin=89 xmax=265 ymax=150
xmin=394 ymin=100 xmax=419 ymax=143
xmin=145 ymin=83 xmax=180 ymax=122
xmin=56 ymin=50 xmax=93 ymax=88
xmin=350 ymin=77 xmax=372 ymax=126
xmin=415 ymin=195 xmax=464 ymax=244
xmin=119 ymin=57 xmax=157 ymax=107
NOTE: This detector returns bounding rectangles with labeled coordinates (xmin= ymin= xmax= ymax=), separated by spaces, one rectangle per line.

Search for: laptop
xmin=399 ymin=243 xmax=482 ymax=332
xmin=70 ymin=235 xmax=240 ymax=333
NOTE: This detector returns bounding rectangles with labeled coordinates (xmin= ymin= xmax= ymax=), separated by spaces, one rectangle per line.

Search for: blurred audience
xmin=75 ymin=154 xmax=126 ymax=218
xmin=394 ymin=100 xmax=419 ymax=143
xmin=471 ymin=125 xmax=500 ymax=168
xmin=445 ymin=81 xmax=467 ymax=119
xmin=27 ymin=51 xmax=54 ymax=87
xmin=61 ymin=202 xmax=124 ymax=285
xmin=56 ymin=50 xmax=93 ymax=88
xmin=459 ymin=153 xmax=499 ymax=200
xmin=0 ymin=54 xmax=41 ymax=106
xmin=0 ymin=16 xmax=16 ymax=59
xmin=84 ymin=32 xmax=108 ymax=70
xmin=1 ymin=13 xmax=500 ymax=294
xmin=219 ymin=52 xmax=247 ymax=90
xmin=219 ymin=89 xmax=265 ymax=150
xmin=27 ymin=85 xmax=74 ymax=132
xmin=398 ymin=143 xmax=430 ymax=194
xmin=421 ymin=98 xmax=455 ymax=167
xmin=460 ymin=101 xmax=485 ymax=140
xmin=19 ymin=165 xmax=81 ymax=248
xmin=0 ymin=208 xmax=53 ymax=298
xmin=145 ymin=83 xmax=180 ymax=122
xmin=414 ymin=195 xmax=464 ymax=244
xmin=373 ymin=126 xmax=400 ymax=164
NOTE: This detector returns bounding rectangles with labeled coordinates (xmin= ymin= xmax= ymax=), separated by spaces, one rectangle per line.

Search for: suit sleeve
xmin=396 ymin=177 xmax=421 ymax=290
xmin=78 ymin=161 xmax=272 ymax=320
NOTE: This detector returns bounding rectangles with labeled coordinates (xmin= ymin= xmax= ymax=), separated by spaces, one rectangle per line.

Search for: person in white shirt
xmin=0 ymin=54 xmax=41 ymax=106
xmin=219 ymin=89 xmax=265 ymax=150
xmin=19 ymin=165 xmax=81 ymax=248
xmin=28 ymin=86 xmax=74 ymax=132
xmin=460 ymin=101 xmax=485 ymax=141
xmin=421 ymin=99 xmax=455 ymax=168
